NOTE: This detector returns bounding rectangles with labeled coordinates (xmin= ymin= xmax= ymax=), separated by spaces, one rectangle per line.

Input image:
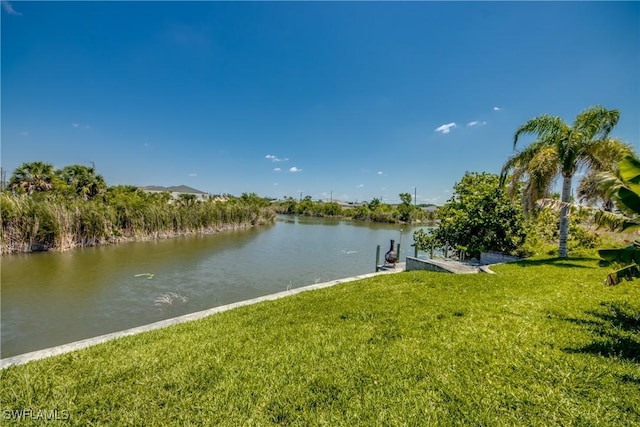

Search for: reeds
xmin=0 ymin=193 xmax=275 ymax=254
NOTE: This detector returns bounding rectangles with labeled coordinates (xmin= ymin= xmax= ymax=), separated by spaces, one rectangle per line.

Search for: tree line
xmin=1 ymin=162 xmax=275 ymax=254
xmin=273 ymin=193 xmax=436 ymax=223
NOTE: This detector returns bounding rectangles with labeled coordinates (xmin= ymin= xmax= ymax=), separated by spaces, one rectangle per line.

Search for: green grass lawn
xmin=1 ymin=257 xmax=639 ymax=425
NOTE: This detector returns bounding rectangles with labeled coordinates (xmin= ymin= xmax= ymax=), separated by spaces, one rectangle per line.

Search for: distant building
xmin=140 ymin=185 xmax=209 ymax=201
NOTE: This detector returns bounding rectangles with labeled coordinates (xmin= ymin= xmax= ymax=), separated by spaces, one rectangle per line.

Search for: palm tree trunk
xmin=558 ymin=175 xmax=572 ymax=258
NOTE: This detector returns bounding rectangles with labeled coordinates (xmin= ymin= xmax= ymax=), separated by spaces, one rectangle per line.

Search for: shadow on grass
xmin=620 ymin=373 xmax=640 ymax=385
xmin=514 ymin=257 xmax=598 ymax=269
xmin=560 ymin=301 xmax=640 ymax=362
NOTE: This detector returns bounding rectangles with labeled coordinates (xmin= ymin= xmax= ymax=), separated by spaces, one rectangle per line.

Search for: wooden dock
xmin=375 ymin=262 xmax=406 ymax=273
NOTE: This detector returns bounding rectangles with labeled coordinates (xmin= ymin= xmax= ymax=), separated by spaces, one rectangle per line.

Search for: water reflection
xmin=1 ymin=217 xmax=427 ymax=357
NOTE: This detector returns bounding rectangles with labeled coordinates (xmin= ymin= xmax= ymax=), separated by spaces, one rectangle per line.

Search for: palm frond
xmin=578 ymin=170 xmax=622 ymax=209
xmin=535 ymin=198 xmax=591 ymax=217
xmin=513 ymin=115 xmax=568 ymax=149
xmin=580 ymin=138 xmax=635 ymax=171
xmin=593 ymin=209 xmax=640 ymax=232
xmin=573 ymin=105 xmax=620 ymax=140
xmin=502 ymin=140 xmax=555 ymax=174
xmin=502 ymin=146 xmax=559 ymax=216
xmin=528 ymin=147 xmax=558 ymax=195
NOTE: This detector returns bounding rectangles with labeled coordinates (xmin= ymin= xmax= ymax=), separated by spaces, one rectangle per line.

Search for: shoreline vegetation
xmin=272 ymin=194 xmax=437 ymax=224
xmin=0 ymin=162 xmax=280 ymax=255
xmin=1 ymin=161 xmax=438 ymax=255
xmin=0 ymin=191 xmax=276 ymax=255
xmin=0 ymin=190 xmax=438 ymax=255
xmin=0 ymin=190 xmax=437 ymax=255
xmin=1 ymin=257 xmax=638 ymax=425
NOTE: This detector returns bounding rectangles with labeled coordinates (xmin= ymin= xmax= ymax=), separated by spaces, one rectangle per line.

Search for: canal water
xmin=1 ymin=216 xmax=430 ymax=358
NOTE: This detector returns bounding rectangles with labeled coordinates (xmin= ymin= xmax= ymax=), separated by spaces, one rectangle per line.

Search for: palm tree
xmin=8 ymin=161 xmax=56 ymax=195
xmin=57 ymin=164 xmax=107 ymax=200
xmin=501 ymin=105 xmax=627 ymax=258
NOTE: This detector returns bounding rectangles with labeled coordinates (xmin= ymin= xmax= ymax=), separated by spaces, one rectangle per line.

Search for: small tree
xmin=413 ymin=228 xmax=439 ymax=258
xmin=435 ymin=172 xmax=526 ymax=259
xmin=322 ymin=202 xmax=342 ymax=217
xmin=398 ymin=192 xmax=413 ymax=222
xmin=368 ymin=198 xmax=381 ymax=211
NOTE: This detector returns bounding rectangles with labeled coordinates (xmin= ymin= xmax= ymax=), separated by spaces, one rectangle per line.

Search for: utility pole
xmin=299 ymin=191 xmax=302 ymax=202
xmin=414 ymin=186 xmax=417 ymax=206
xmin=330 ymin=190 xmax=333 ymax=203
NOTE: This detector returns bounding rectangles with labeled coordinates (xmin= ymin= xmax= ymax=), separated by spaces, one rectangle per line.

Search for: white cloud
xmin=289 ymin=167 xmax=302 ymax=173
xmin=72 ymin=123 xmax=80 ymax=128
xmin=377 ymin=171 xmax=383 ymax=175
xmin=357 ymin=184 xmax=364 ymax=188
xmin=265 ymin=154 xmax=289 ymax=162
xmin=188 ymin=173 xmax=197 ymax=177
xmin=467 ymin=120 xmax=487 ymax=127
xmin=274 ymin=167 xmax=281 ymax=172
xmin=1 ymin=1 xmax=22 ymax=16
xmin=435 ymin=122 xmax=457 ymax=134
xmin=493 ymin=106 xmax=501 ymax=111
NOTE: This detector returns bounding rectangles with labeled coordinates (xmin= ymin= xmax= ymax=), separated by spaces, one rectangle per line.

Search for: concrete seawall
xmin=1 ymin=264 xmax=405 ymax=369
xmin=406 ymin=256 xmax=481 ymax=274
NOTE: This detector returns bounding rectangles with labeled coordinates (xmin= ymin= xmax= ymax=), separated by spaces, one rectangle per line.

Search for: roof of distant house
xmin=140 ymin=185 xmax=207 ymax=195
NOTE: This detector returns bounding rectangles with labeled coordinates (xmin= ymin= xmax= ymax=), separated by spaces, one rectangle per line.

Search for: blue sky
xmin=2 ymin=1 xmax=638 ymax=204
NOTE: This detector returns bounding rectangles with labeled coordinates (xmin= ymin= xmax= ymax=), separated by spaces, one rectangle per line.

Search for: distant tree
xmin=322 ymin=202 xmax=342 ymax=216
xmin=277 ymin=197 xmax=297 ymax=215
xmin=8 ymin=161 xmax=56 ymax=195
xmin=399 ymin=193 xmax=412 ymax=205
xmin=368 ymin=198 xmax=381 ymax=211
xmin=105 ymin=185 xmax=148 ymax=207
xmin=57 ymin=164 xmax=107 ymax=200
xmin=398 ymin=192 xmax=413 ymax=222
xmin=437 ymin=172 xmax=525 ymax=259
xmin=297 ymin=195 xmax=314 ymax=215
xmin=240 ymin=192 xmax=269 ymax=207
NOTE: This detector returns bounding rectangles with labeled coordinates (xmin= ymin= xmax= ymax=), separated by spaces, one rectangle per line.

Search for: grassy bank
xmin=1 ymin=257 xmax=639 ymax=425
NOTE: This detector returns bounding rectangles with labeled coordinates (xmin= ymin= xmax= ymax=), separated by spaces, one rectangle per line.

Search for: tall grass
xmin=0 ymin=193 xmax=275 ymax=254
